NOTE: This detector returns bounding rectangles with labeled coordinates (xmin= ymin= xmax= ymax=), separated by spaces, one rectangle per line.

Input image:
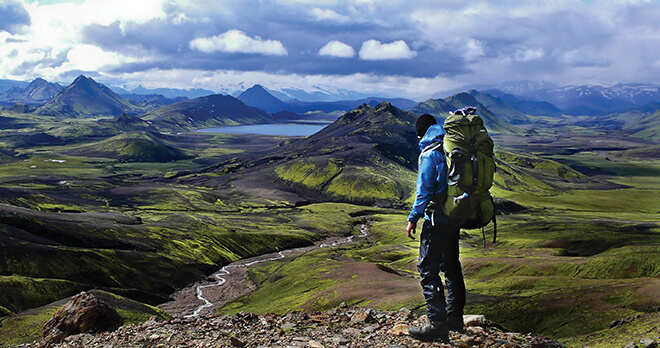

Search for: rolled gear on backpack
xmin=441 ymin=106 xmax=497 ymax=241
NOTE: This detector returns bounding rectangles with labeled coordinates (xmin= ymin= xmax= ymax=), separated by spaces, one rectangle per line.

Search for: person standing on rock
xmin=405 ymin=114 xmax=466 ymax=343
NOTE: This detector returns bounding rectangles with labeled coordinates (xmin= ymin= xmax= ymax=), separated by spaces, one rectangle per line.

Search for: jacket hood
xmin=419 ymin=124 xmax=445 ymax=151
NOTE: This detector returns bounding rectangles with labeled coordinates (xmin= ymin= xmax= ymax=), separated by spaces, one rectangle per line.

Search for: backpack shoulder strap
xmin=418 ymin=140 xmax=444 ymax=167
xmin=421 ymin=140 xmax=443 ymax=155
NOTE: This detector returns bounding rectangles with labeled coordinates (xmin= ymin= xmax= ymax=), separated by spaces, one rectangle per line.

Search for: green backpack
xmin=441 ymin=106 xmax=497 ymax=242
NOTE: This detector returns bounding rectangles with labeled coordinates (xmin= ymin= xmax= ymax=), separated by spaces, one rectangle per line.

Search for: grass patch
xmin=275 ymin=159 xmax=342 ymax=190
xmin=562 ymin=311 xmax=660 ymax=348
xmin=219 ymin=247 xmax=346 ymax=315
xmin=0 ymin=276 xmax=89 ymax=315
xmin=0 ymin=303 xmax=61 ymax=346
xmin=325 ymin=166 xmax=412 ymax=203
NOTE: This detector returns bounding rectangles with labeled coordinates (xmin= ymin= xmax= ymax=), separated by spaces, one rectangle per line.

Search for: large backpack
xmin=441 ymin=106 xmax=497 ymax=242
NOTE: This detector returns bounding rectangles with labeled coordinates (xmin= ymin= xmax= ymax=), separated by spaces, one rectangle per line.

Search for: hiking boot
xmin=447 ymin=315 xmax=465 ymax=333
xmin=408 ymin=320 xmax=449 ymax=342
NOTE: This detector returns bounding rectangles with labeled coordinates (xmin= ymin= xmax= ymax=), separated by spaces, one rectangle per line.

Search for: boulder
xmin=464 ymin=314 xmax=488 ymax=327
xmin=43 ymin=291 xmax=123 ymax=343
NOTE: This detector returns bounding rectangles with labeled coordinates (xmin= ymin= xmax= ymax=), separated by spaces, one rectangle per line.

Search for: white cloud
xmin=311 ymin=8 xmax=351 ymax=23
xmin=514 ymin=47 xmax=545 ymax=62
xmin=28 ymin=0 xmax=167 ymax=33
xmin=65 ymin=45 xmax=130 ymax=71
xmin=190 ymin=29 xmax=288 ymax=56
xmin=462 ymin=38 xmax=485 ymax=61
xmin=319 ymin=40 xmax=355 ymax=58
xmin=358 ymin=39 xmax=417 ymax=60
xmin=172 ymin=12 xmax=191 ymax=25
xmin=0 ymin=0 xmax=167 ymax=81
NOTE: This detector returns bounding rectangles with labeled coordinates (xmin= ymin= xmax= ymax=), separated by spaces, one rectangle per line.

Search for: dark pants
xmin=418 ymin=219 xmax=465 ymax=324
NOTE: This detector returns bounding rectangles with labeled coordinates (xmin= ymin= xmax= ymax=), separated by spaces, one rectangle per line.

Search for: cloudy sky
xmin=1 ymin=0 xmax=659 ymax=98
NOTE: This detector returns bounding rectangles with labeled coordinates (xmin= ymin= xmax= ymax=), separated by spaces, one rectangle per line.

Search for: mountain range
xmin=111 ymin=85 xmax=215 ymax=100
xmin=265 ymin=85 xmax=374 ymax=102
xmin=1 ymin=75 xmax=659 ymax=141
xmin=237 ymin=84 xmax=418 ymax=114
xmin=486 ymin=81 xmax=660 ymax=116
xmin=4 ymin=75 xmax=660 ymax=117
xmin=432 ymin=80 xmax=660 ymax=116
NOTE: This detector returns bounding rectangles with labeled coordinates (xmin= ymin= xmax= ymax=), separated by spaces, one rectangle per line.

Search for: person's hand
xmin=406 ymin=221 xmax=417 ymax=240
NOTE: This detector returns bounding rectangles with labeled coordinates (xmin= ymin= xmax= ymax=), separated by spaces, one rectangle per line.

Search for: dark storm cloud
xmin=80 ymin=0 xmax=459 ymax=78
xmin=0 ymin=0 xmax=31 ymax=34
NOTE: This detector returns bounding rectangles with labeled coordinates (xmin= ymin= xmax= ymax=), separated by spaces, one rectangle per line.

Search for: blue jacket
xmin=408 ymin=124 xmax=452 ymax=224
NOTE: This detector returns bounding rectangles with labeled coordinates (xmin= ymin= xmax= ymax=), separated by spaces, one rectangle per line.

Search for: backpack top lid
xmin=443 ymin=106 xmax=494 ymax=155
xmin=449 ymin=106 xmax=477 ymax=116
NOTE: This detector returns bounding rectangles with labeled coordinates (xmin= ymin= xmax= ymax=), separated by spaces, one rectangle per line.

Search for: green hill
xmin=35 ymin=75 xmax=144 ymax=118
xmin=411 ymin=92 xmax=525 ymax=134
xmin=65 ymin=131 xmax=191 ymax=162
xmin=48 ymin=113 xmax=157 ymax=140
xmin=627 ymin=110 xmax=660 ymax=140
xmin=493 ymin=150 xmax=587 ymax=195
xmin=141 ymin=94 xmax=273 ymax=130
xmin=597 ymin=104 xmax=660 ymax=141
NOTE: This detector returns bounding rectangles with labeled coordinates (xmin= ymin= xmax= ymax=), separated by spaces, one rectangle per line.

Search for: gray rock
xmin=640 ymin=338 xmax=658 ymax=348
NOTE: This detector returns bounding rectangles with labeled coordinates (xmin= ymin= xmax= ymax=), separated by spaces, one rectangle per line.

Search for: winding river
xmin=159 ymin=223 xmax=371 ymax=318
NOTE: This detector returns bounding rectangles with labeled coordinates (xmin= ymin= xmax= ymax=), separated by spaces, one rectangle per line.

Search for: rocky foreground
xmin=14 ymin=302 xmax=566 ymax=348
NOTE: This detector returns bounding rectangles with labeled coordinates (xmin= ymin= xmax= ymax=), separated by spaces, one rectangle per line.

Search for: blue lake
xmin=196 ymin=123 xmax=329 ymax=136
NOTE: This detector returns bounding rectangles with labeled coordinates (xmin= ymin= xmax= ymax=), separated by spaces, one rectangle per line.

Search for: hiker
xmin=405 ymin=114 xmax=466 ymax=343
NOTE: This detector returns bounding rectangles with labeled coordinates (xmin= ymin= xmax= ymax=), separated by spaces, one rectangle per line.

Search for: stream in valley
xmin=159 ymin=222 xmax=371 ymax=318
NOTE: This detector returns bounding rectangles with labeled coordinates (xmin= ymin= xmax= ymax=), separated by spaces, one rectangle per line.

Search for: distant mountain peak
xmin=34 ymin=75 xmax=143 ymax=118
xmin=238 ymin=84 xmax=287 ymax=113
xmin=311 ymin=102 xmax=415 ymax=142
xmin=0 ymin=77 xmax=62 ymax=104
xmin=72 ymin=74 xmax=93 ymax=85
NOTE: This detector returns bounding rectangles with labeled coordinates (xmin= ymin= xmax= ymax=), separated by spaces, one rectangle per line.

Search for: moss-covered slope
xmin=65 ymin=131 xmax=191 ymax=162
